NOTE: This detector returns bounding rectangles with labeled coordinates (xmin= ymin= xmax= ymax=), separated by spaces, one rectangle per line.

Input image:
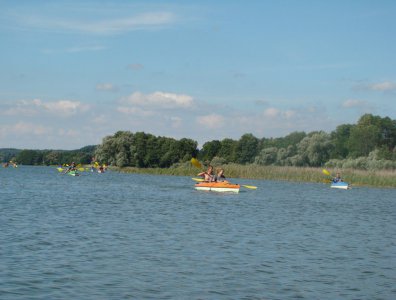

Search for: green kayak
xmin=67 ymin=170 xmax=79 ymax=176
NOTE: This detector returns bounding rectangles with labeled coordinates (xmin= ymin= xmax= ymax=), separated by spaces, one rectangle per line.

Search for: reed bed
xmin=115 ymin=164 xmax=396 ymax=188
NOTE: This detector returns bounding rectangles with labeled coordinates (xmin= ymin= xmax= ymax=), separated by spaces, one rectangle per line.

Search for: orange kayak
xmin=195 ymin=181 xmax=240 ymax=193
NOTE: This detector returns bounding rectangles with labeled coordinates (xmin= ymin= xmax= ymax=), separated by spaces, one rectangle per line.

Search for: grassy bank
xmin=115 ymin=163 xmax=396 ymax=188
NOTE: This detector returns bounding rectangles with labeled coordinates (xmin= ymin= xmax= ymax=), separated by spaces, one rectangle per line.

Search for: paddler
xmin=63 ymin=162 xmax=77 ymax=173
xmin=214 ymin=168 xmax=226 ymax=182
xmin=197 ymin=165 xmax=215 ymax=182
xmin=332 ymin=172 xmax=343 ymax=183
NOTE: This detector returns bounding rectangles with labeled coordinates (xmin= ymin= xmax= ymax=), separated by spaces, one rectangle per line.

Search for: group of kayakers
xmin=2 ymin=161 xmax=18 ymax=168
xmin=198 ymin=165 xmax=227 ymax=182
xmin=62 ymin=162 xmax=77 ymax=173
xmin=60 ymin=160 xmax=107 ymax=175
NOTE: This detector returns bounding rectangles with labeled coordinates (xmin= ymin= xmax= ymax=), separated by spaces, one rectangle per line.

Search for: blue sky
xmin=1 ymin=0 xmax=395 ymax=149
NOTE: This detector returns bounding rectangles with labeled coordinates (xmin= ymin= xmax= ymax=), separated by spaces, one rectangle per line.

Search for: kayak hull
xmin=195 ymin=181 xmax=240 ymax=193
xmin=67 ymin=171 xmax=79 ymax=176
xmin=331 ymin=182 xmax=350 ymax=189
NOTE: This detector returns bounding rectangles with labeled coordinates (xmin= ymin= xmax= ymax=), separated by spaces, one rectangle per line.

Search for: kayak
xmin=195 ymin=181 xmax=240 ymax=193
xmin=67 ymin=170 xmax=79 ymax=176
xmin=331 ymin=181 xmax=350 ymax=189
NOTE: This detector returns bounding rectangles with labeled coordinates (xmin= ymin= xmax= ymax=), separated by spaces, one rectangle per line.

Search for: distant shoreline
xmin=115 ymin=164 xmax=396 ymax=189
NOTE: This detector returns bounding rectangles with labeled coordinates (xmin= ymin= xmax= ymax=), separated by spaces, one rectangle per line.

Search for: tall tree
xmin=218 ymin=138 xmax=237 ymax=162
xmin=200 ymin=140 xmax=221 ymax=162
xmin=348 ymin=124 xmax=381 ymax=158
xmin=296 ymin=131 xmax=333 ymax=166
xmin=330 ymin=124 xmax=353 ymax=159
xmin=234 ymin=133 xmax=259 ymax=164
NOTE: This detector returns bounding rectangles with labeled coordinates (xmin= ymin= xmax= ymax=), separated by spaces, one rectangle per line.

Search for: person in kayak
xmin=64 ymin=162 xmax=77 ymax=173
xmin=332 ymin=172 xmax=343 ymax=183
xmin=198 ymin=165 xmax=215 ymax=182
xmin=214 ymin=168 xmax=226 ymax=182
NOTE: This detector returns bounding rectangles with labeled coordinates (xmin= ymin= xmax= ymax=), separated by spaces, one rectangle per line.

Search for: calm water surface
xmin=1 ymin=166 xmax=395 ymax=299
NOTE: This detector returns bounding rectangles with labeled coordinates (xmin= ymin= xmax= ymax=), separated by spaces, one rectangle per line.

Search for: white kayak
xmin=331 ymin=181 xmax=350 ymax=189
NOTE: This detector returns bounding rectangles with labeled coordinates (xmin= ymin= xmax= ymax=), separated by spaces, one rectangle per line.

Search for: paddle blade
xmin=242 ymin=185 xmax=257 ymax=190
xmin=322 ymin=169 xmax=331 ymax=176
xmin=191 ymin=158 xmax=202 ymax=169
xmin=78 ymin=167 xmax=85 ymax=171
xmin=57 ymin=167 xmax=64 ymax=172
xmin=192 ymin=177 xmax=204 ymax=182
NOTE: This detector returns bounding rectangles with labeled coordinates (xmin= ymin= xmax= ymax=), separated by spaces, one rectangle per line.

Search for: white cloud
xmin=170 ymin=116 xmax=183 ymax=128
xmin=16 ymin=12 xmax=176 ymax=35
xmin=284 ymin=110 xmax=296 ymax=119
xmin=42 ymin=45 xmax=106 ymax=54
xmin=39 ymin=100 xmax=90 ymax=115
xmin=196 ymin=114 xmax=225 ymax=129
xmin=58 ymin=128 xmax=80 ymax=138
xmin=96 ymin=83 xmax=118 ymax=91
xmin=369 ymin=81 xmax=396 ymax=91
xmin=91 ymin=114 xmax=108 ymax=125
xmin=1 ymin=99 xmax=90 ymax=117
xmin=263 ymin=107 xmax=295 ymax=119
xmin=3 ymin=106 xmax=37 ymax=116
xmin=0 ymin=122 xmax=51 ymax=137
xmin=66 ymin=45 xmax=106 ymax=53
xmin=263 ymin=107 xmax=280 ymax=118
xmin=121 ymin=91 xmax=194 ymax=109
xmin=342 ymin=99 xmax=367 ymax=108
xmin=117 ymin=106 xmax=156 ymax=117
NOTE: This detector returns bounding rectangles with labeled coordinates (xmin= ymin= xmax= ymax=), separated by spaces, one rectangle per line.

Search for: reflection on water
xmin=1 ymin=166 xmax=395 ymax=299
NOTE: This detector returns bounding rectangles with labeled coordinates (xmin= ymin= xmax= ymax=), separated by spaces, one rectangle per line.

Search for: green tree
xmin=16 ymin=150 xmax=40 ymax=165
xmin=255 ymin=147 xmax=278 ymax=165
xmin=330 ymin=124 xmax=353 ymax=159
xmin=200 ymin=140 xmax=221 ymax=162
xmin=218 ymin=138 xmax=237 ymax=162
xmin=234 ymin=134 xmax=259 ymax=164
xmin=296 ymin=131 xmax=333 ymax=166
xmin=348 ymin=125 xmax=381 ymax=158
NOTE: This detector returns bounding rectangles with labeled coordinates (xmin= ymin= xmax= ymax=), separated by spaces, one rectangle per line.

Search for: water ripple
xmin=1 ymin=167 xmax=395 ymax=299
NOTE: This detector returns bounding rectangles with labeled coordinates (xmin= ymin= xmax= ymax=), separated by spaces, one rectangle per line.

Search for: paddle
xmin=191 ymin=178 xmax=257 ymax=190
xmin=192 ymin=177 xmax=204 ymax=182
xmin=322 ymin=169 xmax=331 ymax=176
xmin=191 ymin=158 xmax=202 ymax=169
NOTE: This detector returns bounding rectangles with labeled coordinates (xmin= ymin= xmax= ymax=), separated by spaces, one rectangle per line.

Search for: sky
xmin=0 ymin=0 xmax=395 ymax=149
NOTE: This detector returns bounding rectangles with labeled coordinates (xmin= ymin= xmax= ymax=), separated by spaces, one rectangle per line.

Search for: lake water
xmin=1 ymin=166 xmax=395 ymax=299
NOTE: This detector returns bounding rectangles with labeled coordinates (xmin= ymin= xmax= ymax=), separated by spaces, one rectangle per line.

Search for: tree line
xmin=94 ymin=113 xmax=395 ymax=170
xmin=1 ymin=146 xmax=96 ymax=166
xmin=199 ymin=114 xmax=396 ymax=170
xmin=2 ymin=114 xmax=395 ymax=170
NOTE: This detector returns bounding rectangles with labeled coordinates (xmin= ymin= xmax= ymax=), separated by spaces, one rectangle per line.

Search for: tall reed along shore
xmin=116 ymin=164 xmax=396 ymax=188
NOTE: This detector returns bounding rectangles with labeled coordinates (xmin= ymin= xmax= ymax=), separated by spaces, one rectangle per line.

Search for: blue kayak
xmin=331 ymin=181 xmax=350 ymax=189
